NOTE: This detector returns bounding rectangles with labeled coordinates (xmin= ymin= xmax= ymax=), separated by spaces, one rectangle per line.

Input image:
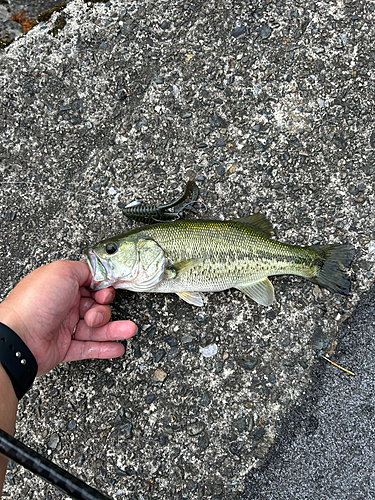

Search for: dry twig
xmin=322 ymin=355 xmax=355 ymax=376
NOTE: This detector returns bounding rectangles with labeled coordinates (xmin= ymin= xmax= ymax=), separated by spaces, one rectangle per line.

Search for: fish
xmin=83 ymin=215 xmax=355 ymax=307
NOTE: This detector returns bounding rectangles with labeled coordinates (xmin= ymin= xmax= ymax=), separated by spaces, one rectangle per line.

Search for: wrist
xmin=0 ymin=303 xmax=34 ymax=355
xmin=0 ymin=359 xmax=18 ymax=492
xmin=0 ymin=362 xmax=18 ymax=410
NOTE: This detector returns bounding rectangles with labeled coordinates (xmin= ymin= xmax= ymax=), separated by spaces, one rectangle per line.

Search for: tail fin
xmin=309 ymin=244 xmax=355 ymax=295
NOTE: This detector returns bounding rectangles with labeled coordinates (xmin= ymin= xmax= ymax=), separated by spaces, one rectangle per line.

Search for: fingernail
xmin=93 ymin=312 xmax=103 ymax=326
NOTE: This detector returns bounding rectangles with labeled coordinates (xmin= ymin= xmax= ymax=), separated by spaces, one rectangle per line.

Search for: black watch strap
xmin=0 ymin=322 xmax=38 ymax=400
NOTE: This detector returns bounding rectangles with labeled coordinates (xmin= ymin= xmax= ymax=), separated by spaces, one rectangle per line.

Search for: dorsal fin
xmin=233 ymin=214 xmax=274 ymax=237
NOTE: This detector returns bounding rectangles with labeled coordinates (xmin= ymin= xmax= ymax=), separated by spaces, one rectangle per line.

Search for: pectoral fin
xmin=236 ymin=278 xmax=275 ymax=306
xmin=173 ymin=258 xmax=204 ymax=276
xmin=176 ymin=291 xmax=204 ymax=306
xmin=163 ymin=258 xmax=203 ymax=280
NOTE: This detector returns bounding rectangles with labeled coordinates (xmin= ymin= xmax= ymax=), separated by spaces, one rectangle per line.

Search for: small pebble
xmin=200 ymin=344 xmax=218 ymax=358
xmin=163 ymin=336 xmax=177 ymax=347
xmin=200 ymin=393 xmax=211 ymax=407
xmin=182 ymin=335 xmax=193 ymax=344
xmin=133 ymin=345 xmax=141 ymax=358
xmin=153 ymin=166 xmax=166 ymax=175
xmin=232 ymin=26 xmax=246 ymax=38
xmin=121 ymin=423 xmax=133 ymax=439
xmin=155 ymin=349 xmax=166 ymax=362
xmin=248 ymin=414 xmax=254 ymax=432
xmin=252 ymin=427 xmax=266 ymax=440
xmin=261 ymin=25 xmax=272 ymax=40
xmin=153 ymin=369 xmax=167 ymax=382
xmin=146 ymin=327 xmax=156 ymax=340
xmin=233 ymin=417 xmax=246 ymax=432
xmin=47 ymin=433 xmax=60 ymax=450
xmin=198 ymin=433 xmax=209 ymax=449
xmin=236 ymin=357 xmax=258 ymax=370
xmin=146 ymin=394 xmax=156 ymax=404
xmin=216 ymin=361 xmax=224 ymax=373
xmin=188 ymin=420 xmax=205 ymax=436
xmin=67 ymin=420 xmax=76 ymax=431
xmin=114 ymin=414 xmax=122 ymax=426
xmin=209 ymin=115 xmax=227 ymax=128
xmin=167 ymin=346 xmax=179 ymax=361
xmin=160 ymin=20 xmax=170 ymax=30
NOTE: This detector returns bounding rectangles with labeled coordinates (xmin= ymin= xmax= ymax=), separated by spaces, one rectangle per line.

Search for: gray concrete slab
xmin=0 ymin=0 xmax=374 ymax=498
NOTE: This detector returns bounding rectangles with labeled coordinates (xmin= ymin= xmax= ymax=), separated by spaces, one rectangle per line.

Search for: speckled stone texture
xmin=0 ymin=0 xmax=374 ymax=499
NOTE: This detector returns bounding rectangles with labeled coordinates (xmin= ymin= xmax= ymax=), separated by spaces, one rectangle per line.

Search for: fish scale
xmin=137 ymin=220 xmax=317 ymax=293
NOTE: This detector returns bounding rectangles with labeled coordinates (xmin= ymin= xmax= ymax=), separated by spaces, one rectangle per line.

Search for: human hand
xmin=0 ymin=261 xmax=137 ymax=376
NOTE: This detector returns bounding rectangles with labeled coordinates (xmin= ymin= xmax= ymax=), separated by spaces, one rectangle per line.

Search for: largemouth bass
xmin=83 ymin=215 xmax=354 ymax=307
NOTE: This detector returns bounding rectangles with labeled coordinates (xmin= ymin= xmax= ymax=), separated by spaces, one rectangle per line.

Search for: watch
xmin=0 ymin=322 xmax=38 ymax=400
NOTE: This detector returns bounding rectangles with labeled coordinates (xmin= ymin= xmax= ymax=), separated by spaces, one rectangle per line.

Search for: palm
xmin=29 ymin=288 xmax=82 ymax=375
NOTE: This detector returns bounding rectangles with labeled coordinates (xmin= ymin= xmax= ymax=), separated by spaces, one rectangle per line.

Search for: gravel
xmin=0 ymin=0 xmax=374 ymax=499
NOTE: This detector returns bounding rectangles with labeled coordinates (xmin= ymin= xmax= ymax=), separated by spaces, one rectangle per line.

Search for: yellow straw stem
xmin=322 ymin=356 xmax=355 ymax=376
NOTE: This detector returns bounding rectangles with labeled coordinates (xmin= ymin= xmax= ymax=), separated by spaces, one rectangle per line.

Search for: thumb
xmin=50 ymin=260 xmax=93 ymax=288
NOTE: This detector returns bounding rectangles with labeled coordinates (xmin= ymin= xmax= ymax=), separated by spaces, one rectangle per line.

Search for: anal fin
xmin=176 ymin=291 xmax=204 ymax=307
xmin=236 ymin=278 xmax=274 ymax=306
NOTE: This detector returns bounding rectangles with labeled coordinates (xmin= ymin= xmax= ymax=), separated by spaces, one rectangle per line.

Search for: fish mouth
xmin=83 ymin=249 xmax=113 ymax=290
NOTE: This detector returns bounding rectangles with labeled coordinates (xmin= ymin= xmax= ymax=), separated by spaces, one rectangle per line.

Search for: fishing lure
xmin=122 ymin=180 xmax=199 ymax=224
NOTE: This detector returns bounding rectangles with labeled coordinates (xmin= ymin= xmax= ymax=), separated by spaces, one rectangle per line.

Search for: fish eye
xmin=105 ymin=242 xmax=118 ymax=255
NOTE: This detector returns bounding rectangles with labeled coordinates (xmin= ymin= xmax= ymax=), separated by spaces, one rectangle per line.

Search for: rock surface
xmin=0 ymin=0 xmax=374 ymax=499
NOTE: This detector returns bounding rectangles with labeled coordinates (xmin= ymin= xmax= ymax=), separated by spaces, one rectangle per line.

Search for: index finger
xmin=74 ymin=319 xmax=137 ymax=342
